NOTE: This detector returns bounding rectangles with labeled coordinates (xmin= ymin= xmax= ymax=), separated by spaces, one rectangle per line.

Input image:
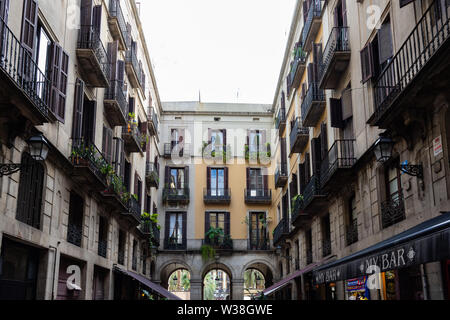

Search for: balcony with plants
xmin=163 ymin=183 xmax=190 ymax=204
xmin=300 ymin=82 xmax=325 ymax=127
xmin=121 ymin=193 xmax=142 ymax=224
xmin=274 ymin=163 xmax=288 ymax=188
xmin=122 ymin=112 xmax=145 ymax=153
xmin=244 ymin=142 xmax=271 ymax=163
xmin=201 ymin=227 xmax=233 ymax=252
xmin=301 ymin=175 xmax=327 ymax=213
xmin=108 ymin=0 xmax=128 ymax=50
xmin=104 ymin=80 xmax=127 ymax=126
xmin=145 ymin=162 xmax=159 ymax=189
xmin=202 ymin=142 xmax=230 ymax=163
xmin=319 ymin=26 xmax=351 ymax=89
xmin=290 ymin=194 xmax=311 ymax=228
xmin=76 ymin=25 xmax=110 ymax=87
xmin=289 ymin=117 xmax=309 ymax=155
xmin=0 ymin=17 xmax=52 ymax=125
xmin=287 ymin=42 xmax=307 ymax=94
xmin=140 ymin=212 xmax=161 ymax=248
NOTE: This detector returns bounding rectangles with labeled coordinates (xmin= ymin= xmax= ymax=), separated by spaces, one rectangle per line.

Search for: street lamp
xmin=373 ymin=135 xmax=423 ymax=179
xmin=0 ymin=134 xmax=50 ymax=176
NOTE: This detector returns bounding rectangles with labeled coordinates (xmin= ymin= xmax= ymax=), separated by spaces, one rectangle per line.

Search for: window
xmin=67 ymin=192 xmax=84 ymax=247
xmin=165 ymin=212 xmax=186 ymax=249
xmin=321 ymin=214 xmax=331 ymax=257
xmin=169 ymin=168 xmax=185 ymax=189
xmin=132 ymin=240 xmax=137 ymax=271
xmin=382 ymin=159 xmax=405 ymax=228
xmin=205 ymin=212 xmax=230 ymax=239
xmin=306 ymin=229 xmax=313 ymax=265
xmin=208 ymin=167 xmax=226 ymax=196
xmin=249 ymin=212 xmax=267 ymax=249
xmin=118 ymin=229 xmax=125 ymax=265
xmin=16 ymin=152 xmax=44 ymax=229
xmin=248 ymin=168 xmax=263 ymax=190
xmin=209 ymin=129 xmax=225 ymax=153
xmin=346 ymin=194 xmax=358 ymax=246
xmin=248 ymin=130 xmax=264 ymax=153
xmin=98 ymin=216 xmax=108 ymax=257
xmin=286 ymin=248 xmax=291 ymax=274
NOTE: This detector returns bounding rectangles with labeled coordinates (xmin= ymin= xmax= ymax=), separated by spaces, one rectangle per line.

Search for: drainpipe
xmin=420 ymin=263 xmax=429 ymax=300
xmin=49 ymin=241 xmax=61 ymax=300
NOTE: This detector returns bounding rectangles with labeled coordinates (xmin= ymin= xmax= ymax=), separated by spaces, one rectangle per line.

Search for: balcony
xmin=76 ymin=26 xmax=110 ymax=87
xmin=301 ymin=175 xmax=327 ymax=213
xmin=121 ymin=196 xmax=141 ymax=224
xmin=69 ymin=139 xmax=108 ymax=192
xmin=244 ymin=189 xmax=272 ymax=205
xmin=301 ymin=83 xmax=325 ymax=127
xmin=369 ymin=1 xmax=450 ymax=128
xmin=289 ymin=117 xmax=309 ymax=155
xmin=122 ymin=121 xmax=143 ymax=153
xmin=202 ymin=236 xmax=233 ymax=251
xmin=104 ymin=80 xmax=127 ymax=126
xmin=301 ymin=0 xmax=323 ymax=52
xmin=319 ymin=139 xmax=356 ymax=192
xmin=163 ymin=142 xmax=191 ymax=159
xmin=287 ymin=43 xmax=307 ymax=93
xmin=164 ymin=238 xmax=186 ymax=250
xmin=203 ymin=188 xmax=231 ymax=204
xmin=274 ymin=163 xmax=288 ymax=188
xmin=145 ymin=162 xmax=159 ymax=189
xmin=381 ymin=193 xmax=406 ymax=229
xmin=125 ymin=46 xmax=140 ymax=89
xmin=273 ymin=218 xmax=289 ymax=246
xmin=244 ymin=143 xmax=271 ymax=163
xmin=291 ymin=196 xmax=312 ymax=228
xmin=100 ymin=173 xmax=129 ymax=212
xmin=108 ymin=0 xmax=128 ymax=50
xmin=346 ymin=220 xmax=358 ymax=246
xmin=275 ymin=107 xmax=286 ymax=134
xmin=163 ymin=186 xmax=190 ymax=204
xmin=319 ymin=27 xmax=351 ymax=89
xmin=140 ymin=220 xmax=160 ymax=247
xmin=67 ymin=223 xmax=82 ymax=247
xmin=0 ymin=18 xmax=51 ymax=125
xmin=247 ymin=238 xmax=270 ymax=251
xmin=147 ymin=107 xmax=159 ymax=136
xmin=98 ymin=240 xmax=107 ymax=258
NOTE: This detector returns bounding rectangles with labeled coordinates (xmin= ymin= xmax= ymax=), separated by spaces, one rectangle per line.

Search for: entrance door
xmin=93 ymin=267 xmax=107 ymax=300
xmin=0 ymin=238 xmax=39 ymax=300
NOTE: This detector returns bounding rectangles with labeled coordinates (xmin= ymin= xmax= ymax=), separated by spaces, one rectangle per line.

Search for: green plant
xmin=205 ymin=226 xmax=224 ymax=241
xmin=200 ymin=244 xmax=216 ymax=261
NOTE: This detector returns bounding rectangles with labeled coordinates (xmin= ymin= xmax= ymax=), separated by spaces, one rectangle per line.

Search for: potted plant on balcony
xmin=127 ymin=112 xmax=137 ymax=133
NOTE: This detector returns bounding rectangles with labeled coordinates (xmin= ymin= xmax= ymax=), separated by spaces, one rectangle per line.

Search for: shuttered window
xmin=320 ymin=123 xmax=328 ymax=161
xmin=16 ymin=152 xmax=44 ymax=229
xmin=360 ymin=43 xmax=374 ymax=83
xmin=113 ymin=137 xmax=125 ymax=179
xmin=107 ymin=41 xmax=119 ymax=81
xmin=72 ymin=78 xmax=85 ymax=139
xmin=0 ymin=0 xmax=10 ymax=22
xmin=82 ymin=99 xmax=96 ymax=144
xmin=21 ymin=0 xmax=38 ymax=53
xmin=102 ymin=126 xmax=113 ymax=164
xmin=330 ymin=98 xmax=344 ymax=128
xmin=49 ymin=42 xmax=69 ymax=121
xmin=378 ymin=17 xmax=393 ymax=68
xmin=92 ymin=5 xmax=102 ymax=32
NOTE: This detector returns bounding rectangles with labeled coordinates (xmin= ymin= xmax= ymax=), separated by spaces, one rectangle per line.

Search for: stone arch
xmin=159 ymin=259 xmax=192 ymax=290
xmin=241 ymin=259 xmax=275 ymax=289
xmin=201 ymin=261 xmax=234 ymax=280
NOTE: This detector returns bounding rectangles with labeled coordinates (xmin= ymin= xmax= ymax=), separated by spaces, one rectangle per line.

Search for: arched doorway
xmin=202 ymin=263 xmax=232 ymax=300
xmin=168 ymin=269 xmax=190 ymax=300
xmin=243 ymin=262 xmax=274 ymax=299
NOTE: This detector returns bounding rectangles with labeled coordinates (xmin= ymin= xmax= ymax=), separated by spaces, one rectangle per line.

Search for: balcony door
xmin=165 ymin=212 xmax=186 ymax=248
xmin=169 ymin=167 xmax=186 ymax=195
xmin=209 ymin=129 xmax=226 ymax=153
xmin=247 ymin=168 xmax=265 ymax=197
xmin=249 ymin=212 xmax=267 ymax=249
xmin=207 ymin=167 xmax=228 ymax=196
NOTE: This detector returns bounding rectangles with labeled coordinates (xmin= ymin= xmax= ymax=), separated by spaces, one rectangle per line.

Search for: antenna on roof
xmin=198 ymin=90 xmax=201 ymax=103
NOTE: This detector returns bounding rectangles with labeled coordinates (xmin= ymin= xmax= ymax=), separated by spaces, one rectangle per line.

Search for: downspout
xmin=49 ymin=241 xmax=61 ymax=300
xmin=420 ymin=263 xmax=429 ymax=300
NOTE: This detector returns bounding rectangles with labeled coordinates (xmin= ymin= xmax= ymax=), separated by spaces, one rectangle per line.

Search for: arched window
xmin=16 ymin=152 xmax=45 ymax=229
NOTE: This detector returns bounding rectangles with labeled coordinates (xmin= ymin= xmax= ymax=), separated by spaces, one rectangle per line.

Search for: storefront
xmin=57 ymin=255 xmax=86 ymax=300
xmin=312 ymin=212 xmax=450 ymax=300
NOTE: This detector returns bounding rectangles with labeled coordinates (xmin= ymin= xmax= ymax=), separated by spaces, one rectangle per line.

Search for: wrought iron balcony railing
xmin=104 ymin=80 xmax=127 ymax=126
xmin=141 ymin=219 xmax=161 ymax=246
xmin=301 ymin=82 xmax=325 ymax=127
xmin=275 ymin=107 xmax=286 ymax=132
xmin=346 ymin=220 xmax=358 ymax=246
xmin=123 ymin=196 xmax=141 ymax=223
xmin=122 ymin=121 xmax=143 ymax=153
xmin=145 ymin=162 xmax=159 ymax=188
xmin=125 ymin=45 xmax=140 ymax=88
xmin=163 ymin=142 xmax=191 ymax=159
xmin=244 ymin=188 xmax=272 ymax=204
xmin=164 ymin=238 xmax=186 ymax=250
xmin=319 ymin=139 xmax=356 ymax=188
xmin=67 ymin=223 xmax=82 ymax=247
xmin=302 ymin=175 xmax=323 ymax=209
xmin=0 ymin=17 xmax=51 ymax=121
xmin=108 ymin=0 xmax=128 ymax=50
xmin=273 ymin=218 xmax=289 ymax=246
xmin=163 ymin=186 xmax=190 ymax=203
xmin=301 ymin=0 xmax=323 ymax=51
xmin=372 ymin=0 xmax=450 ymax=125
xmin=247 ymin=238 xmax=270 ymax=251
xmin=275 ymin=163 xmax=288 ymax=188
xmin=289 ymin=117 xmax=309 ymax=154
xmin=203 ymin=188 xmax=231 ymax=203
xmin=147 ymin=107 xmax=159 ymax=135
xmin=287 ymin=43 xmax=307 ymax=93
xmin=381 ymin=193 xmax=406 ymax=229
xmin=98 ymin=239 xmax=107 ymax=258
xmin=77 ymin=25 xmax=110 ymax=86
xmin=203 ymin=236 xmax=233 ymax=250
xmin=319 ymin=26 xmax=351 ymax=89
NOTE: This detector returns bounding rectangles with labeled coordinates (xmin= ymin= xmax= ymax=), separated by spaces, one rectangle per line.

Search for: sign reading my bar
xmin=313 ymin=227 xmax=450 ymax=285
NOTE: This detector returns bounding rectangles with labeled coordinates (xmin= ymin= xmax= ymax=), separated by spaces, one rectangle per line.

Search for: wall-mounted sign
xmin=433 ymin=135 xmax=442 ymax=157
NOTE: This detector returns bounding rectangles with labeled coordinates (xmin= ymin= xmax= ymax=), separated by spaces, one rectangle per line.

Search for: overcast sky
xmin=139 ymin=0 xmax=297 ymax=104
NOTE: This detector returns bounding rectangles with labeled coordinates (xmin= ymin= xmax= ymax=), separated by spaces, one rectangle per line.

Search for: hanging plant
xmin=200 ymin=244 xmax=216 ymax=261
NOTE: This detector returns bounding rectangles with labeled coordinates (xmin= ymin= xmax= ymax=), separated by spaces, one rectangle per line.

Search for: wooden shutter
xmin=263 ymin=168 xmax=268 ymax=190
xmin=72 ymin=78 xmax=85 ymax=139
xmin=222 ymin=129 xmax=227 ymax=149
xmin=307 ymin=63 xmax=314 ymax=85
xmin=82 ymin=100 xmax=96 ymax=144
xmin=126 ymin=23 xmax=132 ymax=47
xmin=164 ymin=166 xmax=170 ymax=187
xmin=134 ymin=171 xmax=139 ymax=196
xmin=305 ymin=152 xmax=311 ymax=181
xmin=320 ymin=123 xmax=328 ymax=160
xmin=378 ymin=20 xmax=393 ymax=65
xmin=206 ymin=167 xmax=211 ymax=190
xmin=184 ymin=166 xmax=189 ymax=187
xmin=108 ymin=41 xmax=118 ymax=81
xmin=280 ymin=137 xmax=287 ymax=165
xmin=224 ymin=212 xmax=230 ymax=236
xmin=182 ymin=212 xmax=187 ymax=247
xmin=80 ymin=0 xmax=93 ymax=26
xmin=21 ymin=0 xmax=38 ymax=53
xmin=246 ymin=167 xmax=250 ymax=189
xmin=102 ymin=126 xmax=113 ymax=164
xmin=113 ymin=137 xmax=124 ymax=177
xmin=57 ymin=51 xmax=69 ymax=121
xmin=399 ymin=0 xmax=415 ymax=8
xmin=330 ymin=98 xmax=344 ymax=128
xmin=50 ymin=43 xmax=62 ymax=115
xmin=342 ymin=0 xmax=347 ymax=27
xmin=311 ymin=137 xmax=321 ymax=175
xmin=164 ymin=213 xmax=170 ymax=243
xmin=313 ymin=43 xmax=322 ymax=77
xmin=342 ymin=89 xmax=353 ymax=120
xmin=204 ymin=212 xmax=210 ymax=234
xmin=360 ymin=43 xmax=374 ymax=83
xmin=0 ymin=0 xmax=10 ymax=22
xmin=117 ymin=60 xmax=125 ymax=86
xmin=92 ymin=5 xmax=102 ymax=32
xmin=303 ymin=1 xmax=309 ymax=24
xmin=299 ymin=163 xmax=305 ymax=194
xmin=224 ymin=167 xmax=229 ymax=190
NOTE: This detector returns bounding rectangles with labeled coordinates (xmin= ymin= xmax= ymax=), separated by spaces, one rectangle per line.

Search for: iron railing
xmin=163 ymin=186 xmax=190 ymax=202
xmin=346 ymin=220 xmax=358 ymax=246
xmin=67 ymin=223 xmax=82 ymax=247
xmin=126 ymin=45 xmax=139 ymax=81
xmin=105 ymin=80 xmax=127 ymax=119
xmin=70 ymin=138 xmax=108 ymax=184
xmin=145 ymin=162 xmax=159 ymax=187
xmin=247 ymin=238 xmax=270 ymax=250
xmin=164 ymin=238 xmax=186 ymax=250
xmin=164 ymin=142 xmax=191 ymax=158
xmin=381 ymin=193 xmax=406 ymax=229
xmin=319 ymin=139 xmax=356 ymax=187
xmin=0 ymin=17 xmax=51 ymax=118
xmin=289 ymin=117 xmax=309 ymax=152
xmin=275 ymin=107 xmax=286 ymax=130
xmin=273 ymin=218 xmax=289 ymax=245
xmin=141 ymin=220 xmax=161 ymax=246
xmin=301 ymin=0 xmax=323 ymax=48
xmin=77 ymin=25 xmax=110 ymax=81
xmin=203 ymin=188 xmax=231 ymax=202
xmin=122 ymin=120 xmax=143 ymax=150
xmin=244 ymin=188 xmax=272 ymax=202
xmin=275 ymin=163 xmax=288 ymax=187
xmin=109 ymin=0 xmax=128 ymax=47
xmin=319 ymin=26 xmax=350 ymax=85
xmin=203 ymin=236 xmax=233 ymax=250
xmin=98 ymin=240 xmax=107 ymax=258
xmin=300 ymin=83 xmax=325 ymax=122
xmin=373 ymin=1 xmax=450 ymax=122
xmin=148 ymin=107 xmax=159 ymax=134
xmin=125 ymin=196 xmax=141 ymax=222
xmin=287 ymin=43 xmax=307 ymax=92
xmin=302 ymin=175 xmax=322 ymax=209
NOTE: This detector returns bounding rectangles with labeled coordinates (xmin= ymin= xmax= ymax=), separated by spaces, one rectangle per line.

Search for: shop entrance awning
xmin=262 ymin=256 xmax=334 ymax=296
xmin=313 ymin=212 xmax=450 ymax=285
xmin=114 ymin=266 xmax=181 ymax=300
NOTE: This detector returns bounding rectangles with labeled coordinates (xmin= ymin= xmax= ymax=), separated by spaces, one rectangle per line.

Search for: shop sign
xmin=346 ymin=277 xmax=366 ymax=292
xmin=433 ymin=136 xmax=442 ymax=157
xmin=66 ymin=265 xmax=82 ymax=291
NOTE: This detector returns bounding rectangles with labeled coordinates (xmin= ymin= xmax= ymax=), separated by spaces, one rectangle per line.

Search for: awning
xmin=114 ymin=266 xmax=181 ymax=300
xmin=263 ymin=257 xmax=333 ymax=296
xmin=313 ymin=212 xmax=450 ymax=285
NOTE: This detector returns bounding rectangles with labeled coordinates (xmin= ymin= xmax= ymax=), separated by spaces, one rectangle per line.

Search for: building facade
xmin=0 ymin=0 xmax=167 ymax=300
xmin=267 ymin=0 xmax=450 ymax=300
